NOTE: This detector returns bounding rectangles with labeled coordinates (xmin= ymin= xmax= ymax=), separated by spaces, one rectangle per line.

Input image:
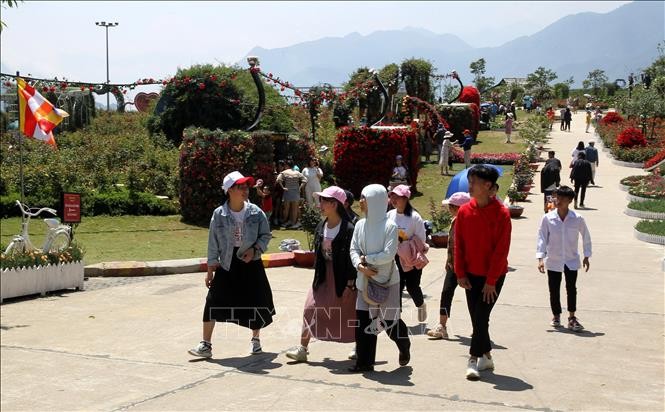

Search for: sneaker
xmin=477 ymin=354 xmax=494 ymax=371
xmin=550 ymin=316 xmax=561 ymax=328
xmin=250 ymin=337 xmax=262 ymax=354
xmin=285 ymin=345 xmax=308 ymax=362
xmin=398 ymin=347 xmax=411 ymax=366
xmin=568 ymin=317 xmax=584 ymax=332
xmin=426 ymin=324 xmax=449 ymax=339
xmin=417 ymin=302 xmax=427 ymax=323
xmin=188 ymin=341 xmax=212 ymax=358
xmin=290 ymin=223 xmax=302 ymax=229
xmin=466 ymin=357 xmax=480 ymax=380
xmin=348 ymin=348 xmax=357 ymax=360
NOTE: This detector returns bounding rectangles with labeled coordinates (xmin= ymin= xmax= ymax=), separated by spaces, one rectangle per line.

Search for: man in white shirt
xmin=536 ymin=186 xmax=592 ymax=332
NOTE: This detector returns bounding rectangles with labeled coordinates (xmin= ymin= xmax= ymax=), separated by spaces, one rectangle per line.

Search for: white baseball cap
xmin=222 ymin=171 xmax=255 ymax=193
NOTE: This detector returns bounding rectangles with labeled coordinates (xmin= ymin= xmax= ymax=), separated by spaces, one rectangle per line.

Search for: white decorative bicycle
xmin=4 ymin=200 xmax=72 ymax=256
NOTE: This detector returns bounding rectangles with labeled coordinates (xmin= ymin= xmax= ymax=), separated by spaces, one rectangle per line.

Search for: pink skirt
xmin=302 ymin=261 xmax=357 ymax=343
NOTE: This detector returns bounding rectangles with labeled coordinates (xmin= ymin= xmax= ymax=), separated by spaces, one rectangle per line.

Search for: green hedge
xmin=628 ymin=200 xmax=665 ymax=213
xmin=635 ymin=220 xmax=665 ymax=236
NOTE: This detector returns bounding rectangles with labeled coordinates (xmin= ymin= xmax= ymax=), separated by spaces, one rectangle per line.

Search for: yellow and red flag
xmin=17 ymin=78 xmax=69 ymax=147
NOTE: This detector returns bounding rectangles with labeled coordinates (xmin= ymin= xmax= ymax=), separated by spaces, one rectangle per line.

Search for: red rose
xmin=198 ymin=83 xmax=205 ymax=90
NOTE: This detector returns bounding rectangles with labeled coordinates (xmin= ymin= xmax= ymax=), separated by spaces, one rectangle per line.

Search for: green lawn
xmin=628 ymin=200 xmax=665 ymax=213
xmin=635 ymin=220 xmax=665 ymax=236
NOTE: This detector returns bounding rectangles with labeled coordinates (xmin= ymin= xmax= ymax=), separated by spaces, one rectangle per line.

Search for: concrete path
xmin=2 ymin=112 xmax=663 ymax=411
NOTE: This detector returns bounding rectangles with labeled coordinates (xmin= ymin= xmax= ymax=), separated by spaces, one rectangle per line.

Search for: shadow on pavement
xmin=481 ymin=371 xmax=534 ymax=392
xmin=452 ymin=335 xmax=508 ymax=350
xmin=191 ymin=352 xmax=283 ymax=374
xmin=363 ymin=366 xmax=414 ymax=386
xmin=546 ymin=328 xmax=605 ymax=337
xmin=407 ymin=323 xmax=427 ymax=336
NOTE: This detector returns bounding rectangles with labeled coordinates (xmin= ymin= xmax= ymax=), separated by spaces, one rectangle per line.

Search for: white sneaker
xmin=417 ymin=302 xmax=427 ymax=323
xmin=478 ymin=354 xmax=494 ymax=371
xmin=250 ymin=338 xmax=262 ymax=355
xmin=426 ymin=324 xmax=449 ymax=339
xmin=466 ymin=357 xmax=480 ymax=380
xmin=348 ymin=348 xmax=357 ymax=360
xmin=188 ymin=341 xmax=212 ymax=358
xmin=285 ymin=345 xmax=308 ymax=362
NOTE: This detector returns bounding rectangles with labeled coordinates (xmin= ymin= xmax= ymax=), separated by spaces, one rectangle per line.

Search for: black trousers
xmin=465 ymin=274 xmax=506 ymax=357
xmin=396 ymin=257 xmax=424 ymax=308
xmin=354 ymin=310 xmax=411 ymax=368
xmin=574 ymin=182 xmax=588 ymax=205
xmin=547 ymin=266 xmax=578 ymax=315
xmin=439 ymin=269 xmax=458 ymax=317
xmin=564 ymin=120 xmax=571 ymax=131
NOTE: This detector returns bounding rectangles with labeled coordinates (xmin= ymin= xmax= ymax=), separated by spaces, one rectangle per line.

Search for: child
xmin=461 ymin=130 xmax=474 ymax=169
xmin=536 ymin=186 xmax=591 ymax=332
xmin=454 ymin=165 xmax=511 ymax=381
xmin=427 ymin=192 xmax=471 ymax=339
xmin=254 ymin=179 xmax=273 ymax=223
xmin=504 ymin=113 xmax=514 ymax=143
xmin=391 ymin=155 xmax=409 ymax=186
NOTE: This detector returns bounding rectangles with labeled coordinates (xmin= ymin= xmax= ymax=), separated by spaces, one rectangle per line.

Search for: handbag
xmin=363 ymin=276 xmax=390 ymax=306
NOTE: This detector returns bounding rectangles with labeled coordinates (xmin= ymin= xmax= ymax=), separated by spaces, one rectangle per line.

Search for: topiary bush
xmin=616 ymin=127 xmax=647 ymax=148
xmin=601 ymin=112 xmax=624 ymax=125
xmin=436 ymin=104 xmax=474 ymax=140
xmin=334 ymin=126 xmax=419 ymax=197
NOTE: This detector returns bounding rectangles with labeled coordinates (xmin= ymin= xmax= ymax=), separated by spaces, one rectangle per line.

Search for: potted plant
xmin=428 ymin=198 xmax=453 ymax=248
xmin=506 ymin=186 xmax=526 ymax=218
xmin=294 ymin=204 xmax=321 ymax=268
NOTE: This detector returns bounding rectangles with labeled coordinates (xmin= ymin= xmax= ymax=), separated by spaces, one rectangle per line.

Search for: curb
xmin=626 ymin=193 xmax=661 ymax=202
xmin=634 ymin=228 xmax=665 ymax=246
xmin=624 ymin=207 xmax=665 ymax=220
xmin=612 ymin=159 xmax=645 ymax=168
xmin=85 ymin=258 xmax=208 ymax=277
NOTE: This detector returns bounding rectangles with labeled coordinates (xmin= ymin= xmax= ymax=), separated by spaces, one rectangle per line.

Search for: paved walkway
xmin=1 ymin=112 xmax=663 ymax=411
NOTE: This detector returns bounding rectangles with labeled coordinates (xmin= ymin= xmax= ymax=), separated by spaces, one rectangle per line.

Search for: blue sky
xmin=1 ymin=1 xmax=629 ymax=85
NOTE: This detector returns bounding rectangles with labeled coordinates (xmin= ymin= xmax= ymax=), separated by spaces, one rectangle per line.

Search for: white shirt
xmin=387 ymin=209 xmax=426 ymax=243
xmin=229 ymin=204 xmax=247 ymax=247
xmin=536 ymin=209 xmax=592 ymax=272
xmin=393 ymin=166 xmax=408 ymax=180
xmin=303 ymin=167 xmax=322 ymax=187
xmin=322 ymin=221 xmax=341 ymax=260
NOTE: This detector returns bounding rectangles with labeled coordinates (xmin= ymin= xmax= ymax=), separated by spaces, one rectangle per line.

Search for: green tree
xmin=553 ymin=83 xmax=570 ymax=99
xmin=526 ymin=66 xmax=558 ymax=100
xmin=400 ymin=58 xmax=434 ymax=102
xmin=469 ymin=58 xmax=495 ymax=93
xmin=583 ymin=69 xmax=609 ymax=96
xmin=0 ymin=0 xmax=21 ymax=32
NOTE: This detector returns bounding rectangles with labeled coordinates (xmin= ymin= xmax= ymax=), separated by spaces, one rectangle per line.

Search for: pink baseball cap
xmin=389 ymin=184 xmax=411 ymax=199
xmin=314 ymin=186 xmax=347 ymax=204
xmin=442 ymin=192 xmax=471 ymax=207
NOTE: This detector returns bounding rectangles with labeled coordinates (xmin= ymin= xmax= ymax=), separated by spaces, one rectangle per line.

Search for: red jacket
xmin=454 ymin=197 xmax=512 ymax=286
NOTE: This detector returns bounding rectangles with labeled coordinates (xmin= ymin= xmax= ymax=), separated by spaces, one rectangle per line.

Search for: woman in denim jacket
xmin=189 ymin=171 xmax=275 ymax=359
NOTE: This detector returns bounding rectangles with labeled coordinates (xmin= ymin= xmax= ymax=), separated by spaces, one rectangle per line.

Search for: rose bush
xmin=616 ymin=127 xmax=647 ymax=148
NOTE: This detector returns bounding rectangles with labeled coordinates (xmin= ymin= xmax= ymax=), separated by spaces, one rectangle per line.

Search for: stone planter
xmin=292 ymin=250 xmax=316 ymax=268
xmin=624 ymin=207 xmax=665 ymax=220
xmin=627 ymin=193 xmax=664 ymax=202
xmin=1 ymin=261 xmax=84 ymax=303
xmin=508 ymin=205 xmax=524 ymax=219
xmin=618 ymin=183 xmax=633 ymax=192
xmin=634 ymin=229 xmax=665 ymax=245
xmin=430 ymin=233 xmax=449 ymax=248
xmin=612 ymin=159 xmax=645 ymax=168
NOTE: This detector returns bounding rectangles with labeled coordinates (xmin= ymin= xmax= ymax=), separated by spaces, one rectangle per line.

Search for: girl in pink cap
xmin=286 ymin=186 xmax=358 ymax=363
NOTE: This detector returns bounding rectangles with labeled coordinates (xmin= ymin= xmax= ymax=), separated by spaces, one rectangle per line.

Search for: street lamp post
xmin=95 ymin=21 xmax=119 ymax=111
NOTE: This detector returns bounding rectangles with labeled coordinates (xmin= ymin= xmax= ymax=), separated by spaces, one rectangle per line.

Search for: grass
xmin=635 ymin=220 xmax=665 ymax=236
xmin=628 ymin=200 xmax=665 ymax=213
xmin=1 ymin=136 xmax=522 ymax=264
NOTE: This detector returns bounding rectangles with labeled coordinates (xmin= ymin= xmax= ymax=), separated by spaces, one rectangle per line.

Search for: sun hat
xmin=507 ymin=112 xmax=514 ymax=118
xmin=314 ymin=186 xmax=347 ymax=204
xmin=463 ymin=129 xmax=472 ymax=135
xmin=442 ymin=192 xmax=471 ymax=207
xmin=389 ymin=184 xmax=411 ymax=199
xmin=222 ymin=171 xmax=255 ymax=193
xmin=395 ymin=154 xmax=403 ymax=160
xmin=443 ymin=131 xmax=454 ymax=139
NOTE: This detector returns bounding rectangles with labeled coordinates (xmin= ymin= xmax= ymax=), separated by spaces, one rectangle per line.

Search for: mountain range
xmin=244 ymin=1 xmax=664 ymax=89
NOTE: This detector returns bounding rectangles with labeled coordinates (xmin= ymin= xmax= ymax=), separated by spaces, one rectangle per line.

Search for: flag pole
xmin=16 ymin=71 xmax=25 ymax=214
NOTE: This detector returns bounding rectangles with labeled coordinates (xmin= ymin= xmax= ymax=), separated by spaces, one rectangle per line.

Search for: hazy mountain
xmin=244 ymin=1 xmax=663 ymax=88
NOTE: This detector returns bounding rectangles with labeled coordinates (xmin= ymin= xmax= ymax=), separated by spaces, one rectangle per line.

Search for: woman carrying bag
xmin=188 ymin=171 xmax=275 ymax=358
xmin=349 ymin=184 xmax=411 ymax=373
xmin=286 ymin=186 xmax=357 ymax=363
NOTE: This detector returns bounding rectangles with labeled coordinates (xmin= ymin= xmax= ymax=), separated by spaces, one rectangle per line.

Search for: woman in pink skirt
xmin=286 ymin=186 xmax=358 ymax=362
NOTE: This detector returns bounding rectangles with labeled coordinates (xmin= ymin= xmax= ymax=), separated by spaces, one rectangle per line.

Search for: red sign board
xmin=61 ymin=193 xmax=81 ymax=223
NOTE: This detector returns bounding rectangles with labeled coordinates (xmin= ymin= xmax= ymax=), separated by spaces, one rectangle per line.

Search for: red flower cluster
xmin=459 ymin=86 xmax=480 ymax=108
xmin=450 ymin=148 xmax=520 ymax=165
xmin=645 ymin=149 xmax=665 ymax=169
xmin=333 ymin=127 xmax=419 ymax=196
xmin=617 ymin=127 xmax=647 ymax=148
xmin=601 ymin=112 xmax=624 ymax=125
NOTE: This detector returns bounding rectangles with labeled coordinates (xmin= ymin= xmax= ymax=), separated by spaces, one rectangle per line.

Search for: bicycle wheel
xmin=47 ymin=230 xmax=71 ymax=253
xmin=4 ymin=240 xmax=25 ymax=256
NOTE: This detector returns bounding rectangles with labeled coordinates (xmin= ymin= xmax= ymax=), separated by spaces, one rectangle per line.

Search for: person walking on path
xmin=536 ymin=185 xmax=591 ymax=332
xmin=303 ymin=158 xmax=323 ymax=207
xmin=455 ymin=165 xmax=512 ymax=381
xmin=504 ymin=113 xmax=514 ymax=143
xmin=439 ymin=130 xmax=457 ymax=175
xmin=546 ymin=107 xmax=555 ymax=131
xmin=343 ymin=189 xmax=360 ymax=225
xmin=585 ymin=142 xmax=599 ymax=186
xmin=559 ymin=107 xmax=566 ymax=131
xmin=349 ymin=184 xmax=411 ymax=373
xmin=277 ymin=159 xmax=308 ymax=228
xmin=540 ymin=151 xmax=562 ymax=213
xmin=387 ymin=185 xmax=428 ymax=323
xmin=462 ymin=130 xmax=474 ymax=169
xmin=585 ymin=110 xmax=592 ymax=133
xmin=563 ymin=107 xmax=572 ymax=132
xmin=571 ymin=141 xmax=585 ymax=167
xmin=570 ymin=152 xmax=593 ymax=208
xmin=286 ymin=187 xmax=358 ymax=363
xmin=426 ymin=192 xmax=471 ymax=340
xmin=188 ymin=171 xmax=275 ymax=358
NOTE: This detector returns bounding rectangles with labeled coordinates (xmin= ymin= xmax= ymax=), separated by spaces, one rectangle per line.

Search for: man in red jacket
xmin=454 ymin=165 xmax=512 ymax=381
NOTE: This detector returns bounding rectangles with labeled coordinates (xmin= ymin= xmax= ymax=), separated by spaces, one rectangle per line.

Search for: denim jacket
xmin=207 ymin=201 xmax=271 ymax=270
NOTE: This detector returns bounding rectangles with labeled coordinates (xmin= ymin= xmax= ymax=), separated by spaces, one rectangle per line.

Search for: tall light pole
xmin=95 ymin=21 xmax=119 ymax=111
